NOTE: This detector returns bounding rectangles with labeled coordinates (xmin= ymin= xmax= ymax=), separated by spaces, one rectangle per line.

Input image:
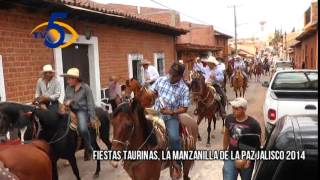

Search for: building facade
xmin=0 ymin=0 xmax=186 ymax=103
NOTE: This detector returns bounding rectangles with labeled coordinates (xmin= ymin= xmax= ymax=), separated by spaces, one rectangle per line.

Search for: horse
xmin=111 ymin=99 xmax=197 ymax=180
xmin=0 ymin=102 xmax=112 ymax=180
xmin=226 ymin=63 xmax=234 ymax=83
xmin=248 ymin=63 xmax=254 ymax=79
xmin=254 ymin=63 xmax=263 ymax=82
xmin=190 ymin=71 xmax=225 ymax=146
xmin=125 ymin=78 xmax=155 ymax=108
xmin=0 ymin=140 xmax=52 ymax=180
xmin=232 ymin=69 xmax=246 ymax=97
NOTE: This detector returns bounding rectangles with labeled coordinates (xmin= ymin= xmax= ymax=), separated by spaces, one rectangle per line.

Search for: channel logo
xmin=31 ymin=12 xmax=78 ymax=48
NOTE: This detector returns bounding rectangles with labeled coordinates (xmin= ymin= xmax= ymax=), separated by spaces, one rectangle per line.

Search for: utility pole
xmin=228 ymin=4 xmax=242 ymax=56
xmin=233 ymin=5 xmax=238 ymax=56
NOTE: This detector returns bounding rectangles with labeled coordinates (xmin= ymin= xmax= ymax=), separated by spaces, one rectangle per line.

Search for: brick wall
xmin=0 ymin=7 xmax=175 ymax=103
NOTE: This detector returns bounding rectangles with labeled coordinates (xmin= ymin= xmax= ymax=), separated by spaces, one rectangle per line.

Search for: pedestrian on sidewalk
xmin=222 ymin=97 xmax=261 ymax=180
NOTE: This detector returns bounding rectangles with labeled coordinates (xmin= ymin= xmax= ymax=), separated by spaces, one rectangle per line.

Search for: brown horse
xmin=190 ymin=71 xmax=224 ymax=146
xmin=0 ymin=140 xmax=52 ymax=180
xmin=226 ymin=63 xmax=234 ymax=82
xmin=248 ymin=63 xmax=254 ymax=79
xmin=254 ymin=63 xmax=263 ymax=82
xmin=232 ymin=69 xmax=246 ymax=97
xmin=125 ymin=78 xmax=155 ymax=108
xmin=111 ymin=99 xmax=197 ymax=180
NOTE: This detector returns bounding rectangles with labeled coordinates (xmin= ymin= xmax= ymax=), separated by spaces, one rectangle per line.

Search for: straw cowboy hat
xmin=61 ymin=68 xmax=80 ymax=79
xmin=202 ymin=56 xmax=219 ymax=65
xmin=229 ymin=97 xmax=248 ymax=109
xmin=42 ymin=64 xmax=55 ymax=73
xmin=140 ymin=59 xmax=151 ymax=65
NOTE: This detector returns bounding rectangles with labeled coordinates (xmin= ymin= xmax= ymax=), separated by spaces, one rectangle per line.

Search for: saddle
xmin=144 ymin=108 xmax=196 ymax=150
xmin=0 ymin=161 xmax=20 ymax=180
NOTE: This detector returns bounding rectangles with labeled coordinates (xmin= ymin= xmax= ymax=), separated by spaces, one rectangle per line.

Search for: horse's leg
xmin=206 ymin=117 xmax=212 ymax=147
xmin=68 ymin=155 xmax=81 ymax=180
xmin=197 ymin=116 xmax=202 ymax=141
xmin=183 ymin=161 xmax=193 ymax=180
xmin=52 ymin=159 xmax=59 ymax=180
xmin=90 ymin=129 xmax=101 ymax=178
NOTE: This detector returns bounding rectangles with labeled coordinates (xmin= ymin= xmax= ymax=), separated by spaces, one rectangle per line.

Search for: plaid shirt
xmin=150 ymin=76 xmax=190 ymax=111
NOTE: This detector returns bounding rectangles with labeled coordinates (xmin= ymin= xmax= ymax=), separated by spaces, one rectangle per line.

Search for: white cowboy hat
xmin=230 ymin=97 xmax=248 ymax=108
xmin=140 ymin=59 xmax=151 ymax=65
xmin=178 ymin=60 xmax=184 ymax=64
xmin=202 ymin=56 xmax=219 ymax=65
xmin=42 ymin=64 xmax=55 ymax=73
xmin=61 ymin=68 xmax=80 ymax=79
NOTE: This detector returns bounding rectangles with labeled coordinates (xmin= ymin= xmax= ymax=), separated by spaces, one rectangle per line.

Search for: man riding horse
xmin=149 ymin=61 xmax=189 ymax=179
xmin=61 ymin=67 xmax=97 ymax=160
xmin=230 ymin=56 xmax=248 ymax=88
xmin=35 ymin=64 xmax=61 ymax=112
xmin=201 ymin=56 xmax=226 ymax=118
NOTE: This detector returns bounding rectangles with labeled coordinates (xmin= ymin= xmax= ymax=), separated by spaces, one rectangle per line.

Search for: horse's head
xmin=235 ymin=69 xmax=243 ymax=79
xmin=125 ymin=78 xmax=154 ymax=108
xmin=190 ymin=71 xmax=206 ymax=102
xmin=0 ymin=102 xmax=34 ymax=140
xmin=111 ymin=99 xmax=156 ymax=151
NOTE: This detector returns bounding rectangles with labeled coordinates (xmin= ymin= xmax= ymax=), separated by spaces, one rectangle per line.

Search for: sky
xmin=92 ymin=0 xmax=314 ymax=39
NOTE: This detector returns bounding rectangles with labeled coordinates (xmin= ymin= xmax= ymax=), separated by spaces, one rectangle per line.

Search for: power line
xmin=149 ymin=0 xmax=233 ymax=35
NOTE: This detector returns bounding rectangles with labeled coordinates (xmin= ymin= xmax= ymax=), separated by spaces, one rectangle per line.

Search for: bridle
xmin=190 ymin=72 xmax=216 ymax=107
xmin=111 ymin=106 xmax=155 ymax=150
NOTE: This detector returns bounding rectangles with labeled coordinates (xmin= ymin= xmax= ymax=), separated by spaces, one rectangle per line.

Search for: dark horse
xmin=111 ymin=99 xmax=197 ymax=180
xmin=190 ymin=71 xmax=225 ymax=146
xmin=0 ymin=102 xmax=112 ymax=180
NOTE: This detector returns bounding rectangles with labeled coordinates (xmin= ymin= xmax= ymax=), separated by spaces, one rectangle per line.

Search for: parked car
xmin=262 ymin=70 xmax=318 ymax=133
xmin=238 ymin=114 xmax=318 ymax=180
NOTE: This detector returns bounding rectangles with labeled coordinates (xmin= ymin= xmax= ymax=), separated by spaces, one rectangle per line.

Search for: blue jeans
xmin=162 ymin=115 xmax=181 ymax=166
xmin=76 ymin=110 xmax=93 ymax=151
xmin=223 ymin=160 xmax=254 ymax=180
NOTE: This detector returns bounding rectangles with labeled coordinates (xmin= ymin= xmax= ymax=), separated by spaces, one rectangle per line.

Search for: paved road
xmin=59 ymin=74 xmax=269 ymax=180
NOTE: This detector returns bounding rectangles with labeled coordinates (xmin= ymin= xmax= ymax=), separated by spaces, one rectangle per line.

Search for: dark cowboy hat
xmin=170 ymin=61 xmax=185 ymax=76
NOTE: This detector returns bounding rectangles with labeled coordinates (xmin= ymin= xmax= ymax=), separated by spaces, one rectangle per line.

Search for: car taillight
xmin=268 ymin=109 xmax=276 ymax=120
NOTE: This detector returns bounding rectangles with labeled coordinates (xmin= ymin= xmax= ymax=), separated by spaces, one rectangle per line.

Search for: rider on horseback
xmin=230 ymin=56 xmax=248 ymax=87
xmin=62 ymin=68 xmax=97 ymax=160
xmin=149 ymin=61 xmax=189 ymax=179
xmin=35 ymin=64 xmax=61 ymax=112
xmin=201 ymin=56 xmax=226 ymax=117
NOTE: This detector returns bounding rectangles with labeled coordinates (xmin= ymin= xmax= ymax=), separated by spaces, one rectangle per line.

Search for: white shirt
xmin=143 ymin=65 xmax=159 ymax=84
xmin=217 ymin=62 xmax=226 ymax=72
xmin=203 ymin=65 xmax=211 ymax=83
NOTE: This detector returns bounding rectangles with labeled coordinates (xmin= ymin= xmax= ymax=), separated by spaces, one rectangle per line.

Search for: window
xmin=154 ymin=53 xmax=165 ymax=76
xmin=128 ymin=53 xmax=143 ymax=82
xmin=0 ymin=55 xmax=5 ymax=101
xmin=272 ymin=72 xmax=318 ymax=90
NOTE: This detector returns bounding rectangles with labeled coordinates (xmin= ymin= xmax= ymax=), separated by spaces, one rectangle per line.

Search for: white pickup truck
xmin=262 ymin=70 xmax=318 ymax=133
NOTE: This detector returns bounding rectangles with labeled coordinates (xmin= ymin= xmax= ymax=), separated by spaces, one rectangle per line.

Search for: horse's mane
xmin=113 ymin=100 xmax=157 ymax=147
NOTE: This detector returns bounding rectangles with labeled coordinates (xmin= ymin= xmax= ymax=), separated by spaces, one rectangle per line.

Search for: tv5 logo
xmin=31 ymin=12 xmax=78 ymax=48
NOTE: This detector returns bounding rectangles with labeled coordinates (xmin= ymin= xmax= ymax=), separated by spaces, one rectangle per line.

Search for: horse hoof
xmin=184 ymin=176 xmax=191 ymax=180
xmin=206 ymin=143 xmax=211 ymax=147
xmin=93 ymin=173 xmax=99 ymax=179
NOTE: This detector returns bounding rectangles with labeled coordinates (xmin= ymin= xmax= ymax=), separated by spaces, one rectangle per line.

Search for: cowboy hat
xmin=202 ymin=56 xmax=219 ymax=65
xmin=140 ymin=59 xmax=151 ymax=65
xmin=42 ymin=64 xmax=55 ymax=73
xmin=61 ymin=68 xmax=80 ymax=79
xmin=178 ymin=60 xmax=184 ymax=64
xmin=229 ymin=97 xmax=248 ymax=108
